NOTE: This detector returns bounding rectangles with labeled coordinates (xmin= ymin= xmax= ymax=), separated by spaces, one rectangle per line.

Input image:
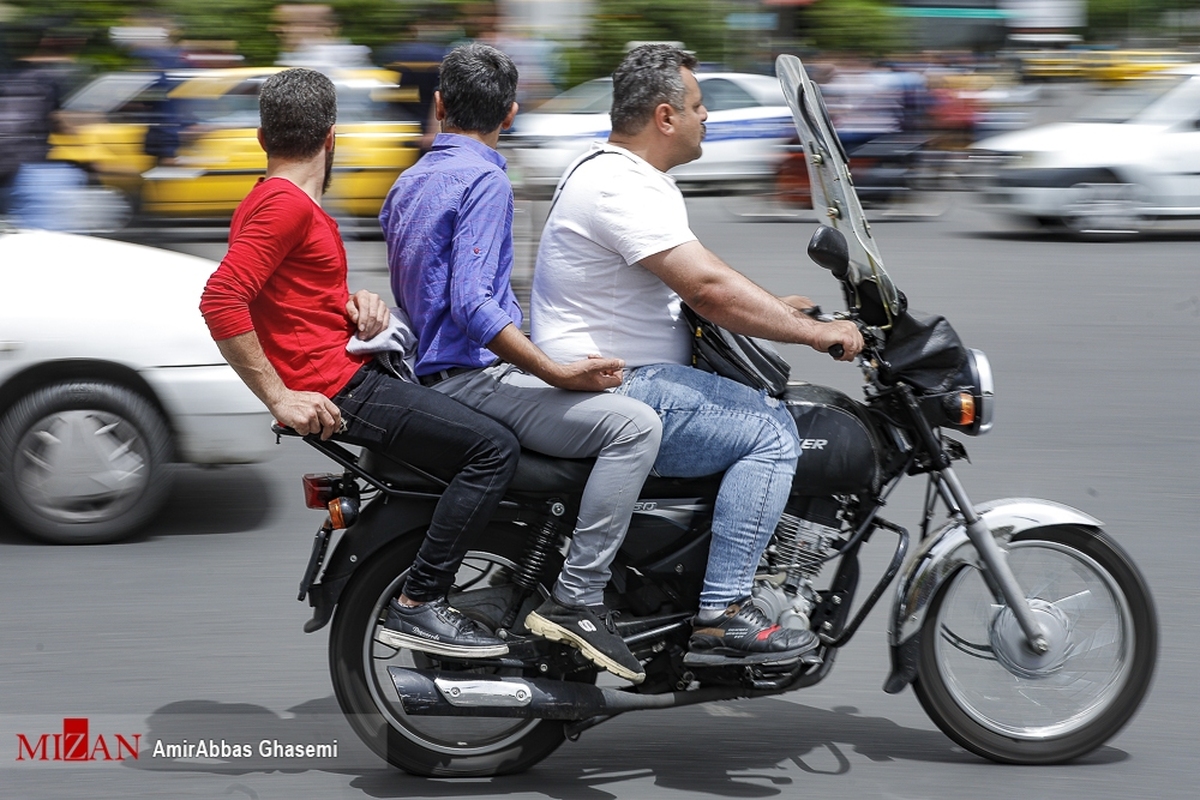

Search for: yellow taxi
xmin=1081 ymin=50 xmax=1193 ymax=84
xmin=49 ymin=66 xmax=422 ymax=221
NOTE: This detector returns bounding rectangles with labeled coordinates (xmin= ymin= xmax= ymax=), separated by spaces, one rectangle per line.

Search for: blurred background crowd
xmin=4 ymin=0 xmax=1200 ymax=235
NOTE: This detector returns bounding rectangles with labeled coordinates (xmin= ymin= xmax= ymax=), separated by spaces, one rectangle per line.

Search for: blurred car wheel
xmin=1061 ymin=182 xmax=1147 ymax=239
xmin=0 ymin=381 xmax=174 ymax=543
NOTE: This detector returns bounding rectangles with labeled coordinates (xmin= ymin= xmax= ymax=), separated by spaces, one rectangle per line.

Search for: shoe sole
xmin=525 ymin=611 xmax=645 ymax=684
xmin=682 ymin=643 xmax=823 ymax=668
xmin=375 ymin=628 xmax=509 ymax=659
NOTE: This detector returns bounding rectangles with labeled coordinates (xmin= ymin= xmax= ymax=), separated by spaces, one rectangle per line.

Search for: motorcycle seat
xmin=276 ymin=424 xmax=721 ymax=500
xmin=359 ymin=447 xmax=720 ymax=498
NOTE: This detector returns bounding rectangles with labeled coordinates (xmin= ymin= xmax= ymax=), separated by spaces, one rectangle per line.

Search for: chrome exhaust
xmin=388 ymin=667 xmax=745 ymax=720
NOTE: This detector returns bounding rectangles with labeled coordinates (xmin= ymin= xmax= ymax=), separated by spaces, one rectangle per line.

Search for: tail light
xmin=302 ymin=473 xmax=361 ymax=529
xmin=302 ymin=473 xmax=339 ymax=509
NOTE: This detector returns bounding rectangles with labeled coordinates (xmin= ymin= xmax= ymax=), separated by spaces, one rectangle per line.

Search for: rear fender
xmin=303 ymin=496 xmax=436 ymax=633
xmin=882 ymin=498 xmax=1103 ymax=693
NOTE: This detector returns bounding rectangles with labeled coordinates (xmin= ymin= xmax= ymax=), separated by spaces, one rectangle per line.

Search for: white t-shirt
xmin=530 ymin=142 xmax=697 ymax=368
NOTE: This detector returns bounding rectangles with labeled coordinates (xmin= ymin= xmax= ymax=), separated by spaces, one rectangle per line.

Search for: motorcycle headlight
xmin=941 ymin=349 xmax=995 ymax=436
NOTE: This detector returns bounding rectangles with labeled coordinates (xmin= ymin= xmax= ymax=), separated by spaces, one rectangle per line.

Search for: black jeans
xmin=332 ymin=362 xmax=519 ymax=602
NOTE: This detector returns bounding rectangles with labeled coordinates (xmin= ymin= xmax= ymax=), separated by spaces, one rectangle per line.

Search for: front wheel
xmin=913 ymin=525 xmax=1157 ymax=764
xmin=328 ymin=525 xmax=580 ymax=776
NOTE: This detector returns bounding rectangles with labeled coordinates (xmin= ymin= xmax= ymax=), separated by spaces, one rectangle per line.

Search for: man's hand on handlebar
xmin=812 ymin=319 xmax=864 ymax=362
xmin=272 ymin=389 xmax=343 ymax=440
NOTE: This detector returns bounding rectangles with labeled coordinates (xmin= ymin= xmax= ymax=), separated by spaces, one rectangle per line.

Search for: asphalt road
xmin=2 ymin=193 xmax=1197 ymax=799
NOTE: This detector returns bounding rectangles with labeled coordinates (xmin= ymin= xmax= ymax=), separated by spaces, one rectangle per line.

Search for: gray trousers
xmin=433 ymin=362 xmax=662 ymax=606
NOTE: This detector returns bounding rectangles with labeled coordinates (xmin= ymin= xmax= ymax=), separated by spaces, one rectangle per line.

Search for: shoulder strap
xmin=546 ymin=148 xmax=624 ymax=215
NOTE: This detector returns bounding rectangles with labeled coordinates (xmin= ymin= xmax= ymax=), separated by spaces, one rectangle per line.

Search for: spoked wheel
xmin=329 ymin=526 xmax=581 ymax=776
xmin=914 ymin=525 xmax=1157 ymax=764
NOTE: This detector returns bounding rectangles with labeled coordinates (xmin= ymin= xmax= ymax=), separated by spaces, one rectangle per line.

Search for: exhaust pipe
xmin=388 ymin=667 xmax=746 ymax=720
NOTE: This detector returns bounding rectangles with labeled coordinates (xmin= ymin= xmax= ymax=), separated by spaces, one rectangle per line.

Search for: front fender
xmin=882 ymin=497 xmax=1102 ymax=694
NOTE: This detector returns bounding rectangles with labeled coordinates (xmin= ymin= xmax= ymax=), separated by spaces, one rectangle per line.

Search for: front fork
xmin=937 ymin=468 xmax=1048 ymax=654
xmin=897 ymin=385 xmax=1047 ymax=654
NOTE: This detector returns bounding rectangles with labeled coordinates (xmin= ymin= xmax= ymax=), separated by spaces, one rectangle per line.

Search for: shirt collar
xmin=430 ymin=132 xmax=507 ymax=171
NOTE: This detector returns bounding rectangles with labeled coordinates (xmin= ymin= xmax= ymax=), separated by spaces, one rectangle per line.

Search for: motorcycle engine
xmin=755 ymin=507 xmax=841 ymax=630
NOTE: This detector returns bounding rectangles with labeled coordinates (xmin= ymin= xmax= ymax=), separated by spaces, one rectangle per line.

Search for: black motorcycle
xmin=275 ymin=55 xmax=1157 ymax=777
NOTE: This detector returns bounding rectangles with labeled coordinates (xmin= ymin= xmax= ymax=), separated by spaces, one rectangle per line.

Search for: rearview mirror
xmin=807 ymin=225 xmax=850 ymax=280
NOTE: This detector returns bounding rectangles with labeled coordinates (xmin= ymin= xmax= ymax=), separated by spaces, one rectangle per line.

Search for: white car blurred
xmin=503 ymin=72 xmax=796 ymax=197
xmin=0 ymin=225 xmax=273 ymax=543
xmin=972 ymin=65 xmax=1200 ymax=236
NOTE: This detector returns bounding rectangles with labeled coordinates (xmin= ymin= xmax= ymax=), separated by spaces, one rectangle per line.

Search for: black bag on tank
xmin=682 ymin=305 xmax=791 ymax=398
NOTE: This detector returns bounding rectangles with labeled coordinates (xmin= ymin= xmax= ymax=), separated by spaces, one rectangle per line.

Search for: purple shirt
xmin=379 ymin=133 xmax=520 ymax=376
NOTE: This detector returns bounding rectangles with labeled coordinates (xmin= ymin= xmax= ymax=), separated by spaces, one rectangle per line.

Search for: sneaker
xmin=683 ymin=598 xmax=821 ymax=667
xmin=525 ymin=597 xmax=646 ymax=684
xmin=377 ymin=597 xmax=509 ymax=658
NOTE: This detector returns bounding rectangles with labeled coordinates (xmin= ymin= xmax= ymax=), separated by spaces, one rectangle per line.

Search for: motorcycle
xmin=276 ymin=54 xmax=1157 ymax=777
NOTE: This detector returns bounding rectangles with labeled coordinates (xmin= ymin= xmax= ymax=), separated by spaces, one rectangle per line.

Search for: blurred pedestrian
xmin=0 ymin=23 xmax=88 ymax=228
xmin=378 ymin=16 xmax=455 ymax=154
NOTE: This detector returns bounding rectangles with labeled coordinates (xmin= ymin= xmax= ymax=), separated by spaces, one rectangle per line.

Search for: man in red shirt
xmin=200 ymin=67 xmax=520 ymax=658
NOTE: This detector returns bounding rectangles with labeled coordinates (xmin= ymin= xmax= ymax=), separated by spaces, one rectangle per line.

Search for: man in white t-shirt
xmin=531 ymin=44 xmax=863 ymax=667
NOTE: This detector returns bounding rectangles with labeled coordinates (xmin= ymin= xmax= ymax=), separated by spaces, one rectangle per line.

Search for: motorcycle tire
xmin=913 ymin=524 xmax=1157 ymax=764
xmin=328 ymin=525 xmax=583 ymax=776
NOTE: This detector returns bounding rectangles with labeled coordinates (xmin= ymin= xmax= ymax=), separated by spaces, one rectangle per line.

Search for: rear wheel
xmin=329 ymin=525 xmax=580 ymax=776
xmin=913 ymin=525 xmax=1157 ymax=764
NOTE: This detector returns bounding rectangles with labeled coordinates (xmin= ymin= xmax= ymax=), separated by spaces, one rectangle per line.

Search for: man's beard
xmin=322 ymin=142 xmax=335 ymax=194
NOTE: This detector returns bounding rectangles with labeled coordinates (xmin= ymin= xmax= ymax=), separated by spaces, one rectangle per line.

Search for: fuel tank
xmin=785 ymin=383 xmax=883 ymax=496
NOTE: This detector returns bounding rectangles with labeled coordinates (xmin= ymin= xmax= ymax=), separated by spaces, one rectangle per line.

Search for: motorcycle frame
xmin=282 ymin=360 xmax=1105 ymax=707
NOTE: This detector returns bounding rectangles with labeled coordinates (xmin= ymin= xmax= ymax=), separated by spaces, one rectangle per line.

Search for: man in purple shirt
xmin=379 ymin=43 xmax=661 ymax=685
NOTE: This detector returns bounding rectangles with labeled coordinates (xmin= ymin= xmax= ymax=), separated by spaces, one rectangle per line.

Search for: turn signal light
xmin=942 ymin=392 xmax=977 ymax=427
xmin=302 ymin=474 xmax=338 ymax=509
xmin=956 ymin=392 xmax=976 ymax=426
xmin=328 ymin=496 xmax=360 ymax=529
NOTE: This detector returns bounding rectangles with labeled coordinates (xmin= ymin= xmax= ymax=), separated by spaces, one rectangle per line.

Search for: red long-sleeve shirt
xmin=200 ymin=177 xmax=366 ymax=397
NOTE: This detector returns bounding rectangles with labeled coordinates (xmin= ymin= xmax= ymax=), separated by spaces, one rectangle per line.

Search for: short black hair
xmin=610 ymin=44 xmax=698 ymax=136
xmin=438 ymin=42 xmax=518 ymax=134
xmin=258 ymin=67 xmax=337 ymax=159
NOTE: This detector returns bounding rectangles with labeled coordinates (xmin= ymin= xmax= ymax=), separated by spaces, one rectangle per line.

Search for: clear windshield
xmin=775 ymin=54 xmax=903 ymax=322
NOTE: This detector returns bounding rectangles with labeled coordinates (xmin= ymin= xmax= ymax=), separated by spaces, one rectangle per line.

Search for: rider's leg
xmin=616 ymin=364 xmax=818 ymax=662
xmin=616 ymin=363 xmax=799 ymax=605
xmin=332 ymin=363 xmax=520 ymax=656
xmin=435 ymin=363 xmax=661 ymax=606
xmin=434 ymin=363 xmax=660 ymax=682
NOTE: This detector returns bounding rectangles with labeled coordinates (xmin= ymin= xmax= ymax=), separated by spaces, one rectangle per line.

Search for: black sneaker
xmin=377 ymin=597 xmax=509 ymax=658
xmin=525 ymin=597 xmax=646 ymax=684
xmin=683 ymin=598 xmax=821 ymax=667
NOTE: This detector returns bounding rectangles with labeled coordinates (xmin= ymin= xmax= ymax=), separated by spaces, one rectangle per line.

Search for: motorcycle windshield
xmin=775 ymin=54 xmax=903 ymax=323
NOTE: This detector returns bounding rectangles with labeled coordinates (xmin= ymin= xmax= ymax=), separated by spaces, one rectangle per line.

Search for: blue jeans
xmin=615 ymin=364 xmax=800 ymax=611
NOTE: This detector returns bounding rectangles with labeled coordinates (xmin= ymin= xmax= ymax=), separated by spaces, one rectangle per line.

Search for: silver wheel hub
xmin=989 ymin=598 xmax=1072 ymax=679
